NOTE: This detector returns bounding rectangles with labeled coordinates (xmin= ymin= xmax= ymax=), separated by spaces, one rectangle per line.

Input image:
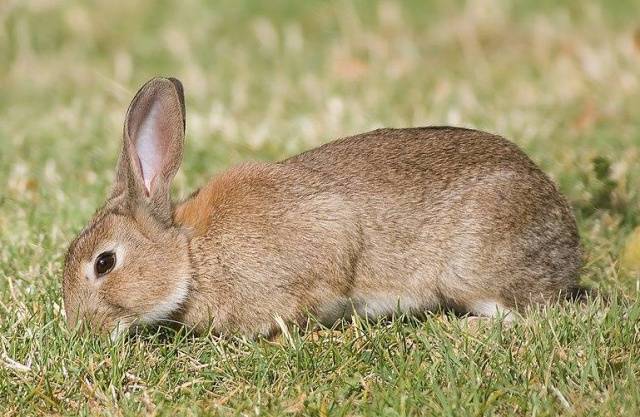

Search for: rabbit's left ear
xmin=111 ymin=77 xmax=186 ymax=221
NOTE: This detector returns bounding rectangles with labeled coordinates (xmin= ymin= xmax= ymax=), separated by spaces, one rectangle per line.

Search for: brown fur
xmin=63 ymin=78 xmax=583 ymax=338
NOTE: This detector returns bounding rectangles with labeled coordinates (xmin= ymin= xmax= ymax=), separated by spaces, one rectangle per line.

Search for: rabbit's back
xmin=284 ymin=127 xmax=548 ymax=198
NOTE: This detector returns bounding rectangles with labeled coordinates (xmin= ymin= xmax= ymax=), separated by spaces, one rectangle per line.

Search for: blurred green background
xmin=2 ymin=0 xmax=639 ymax=289
xmin=1 ymin=1 xmax=639 ymax=415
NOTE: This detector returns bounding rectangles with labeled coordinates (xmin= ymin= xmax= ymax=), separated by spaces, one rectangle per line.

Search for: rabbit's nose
xmin=65 ymin=304 xmax=95 ymax=334
xmin=68 ymin=307 xmax=114 ymax=337
xmin=66 ymin=313 xmax=97 ymax=335
xmin=64 ymin=308 xmax=78 ymax=330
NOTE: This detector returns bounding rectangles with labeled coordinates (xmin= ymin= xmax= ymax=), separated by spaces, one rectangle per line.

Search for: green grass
xmin=1 ymin=0 xmax=639 ymax=415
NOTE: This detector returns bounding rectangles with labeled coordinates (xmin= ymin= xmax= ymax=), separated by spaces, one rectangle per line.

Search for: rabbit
xmin=62 ymin=77 xmax=583 ymax=339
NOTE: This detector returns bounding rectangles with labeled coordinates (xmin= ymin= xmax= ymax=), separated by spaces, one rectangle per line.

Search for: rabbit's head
xmin=63 ymin=78 xmax=191 ymax=338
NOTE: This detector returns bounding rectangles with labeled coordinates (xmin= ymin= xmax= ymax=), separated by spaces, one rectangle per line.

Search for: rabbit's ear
xmin=111 ymin=77 xmax=186 ymax=222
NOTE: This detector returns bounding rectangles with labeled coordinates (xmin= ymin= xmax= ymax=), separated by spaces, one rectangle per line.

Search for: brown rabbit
xmin=63 ymin=77 xmax=583 ymax=339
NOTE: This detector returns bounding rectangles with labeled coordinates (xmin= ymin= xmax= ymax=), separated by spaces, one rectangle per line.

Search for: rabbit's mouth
xmin=110 ymin=318 xmax=134 ymax=341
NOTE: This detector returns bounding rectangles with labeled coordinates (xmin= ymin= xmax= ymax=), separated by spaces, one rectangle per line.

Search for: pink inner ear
xmin=135 ymin=101 xmax=163 ymax=193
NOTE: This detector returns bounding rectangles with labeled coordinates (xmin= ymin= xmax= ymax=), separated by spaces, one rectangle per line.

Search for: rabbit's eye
xmin=95 ymin=251 xmax=116 ymax=276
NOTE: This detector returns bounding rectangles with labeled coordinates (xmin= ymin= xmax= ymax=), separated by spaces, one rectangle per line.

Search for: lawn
xmin=1 ymin=0 xmax=640 ymax=415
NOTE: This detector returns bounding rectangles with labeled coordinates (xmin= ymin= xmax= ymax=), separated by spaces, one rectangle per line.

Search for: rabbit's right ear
xmin=111 ymin=77 xmax=186 ymax=223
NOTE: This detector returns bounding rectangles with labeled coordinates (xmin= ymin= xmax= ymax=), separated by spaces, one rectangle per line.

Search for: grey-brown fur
xmin=63 ymin=78 xmax=582 ymax=338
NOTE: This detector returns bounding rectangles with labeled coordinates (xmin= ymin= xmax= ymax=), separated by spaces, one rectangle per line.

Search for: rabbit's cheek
xmin=98 ymin=258 xmax=190 ymax=324
xmin=140 ymin=276 xmax=189 ymax=323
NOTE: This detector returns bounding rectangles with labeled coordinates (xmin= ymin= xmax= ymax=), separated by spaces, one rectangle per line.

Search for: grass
xmin=1 ymin=0 xmax=639 ymax=415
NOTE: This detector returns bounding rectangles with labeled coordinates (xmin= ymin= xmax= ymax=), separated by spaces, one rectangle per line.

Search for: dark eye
xmin=95 ymin=251 xmax=116 ymax=276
